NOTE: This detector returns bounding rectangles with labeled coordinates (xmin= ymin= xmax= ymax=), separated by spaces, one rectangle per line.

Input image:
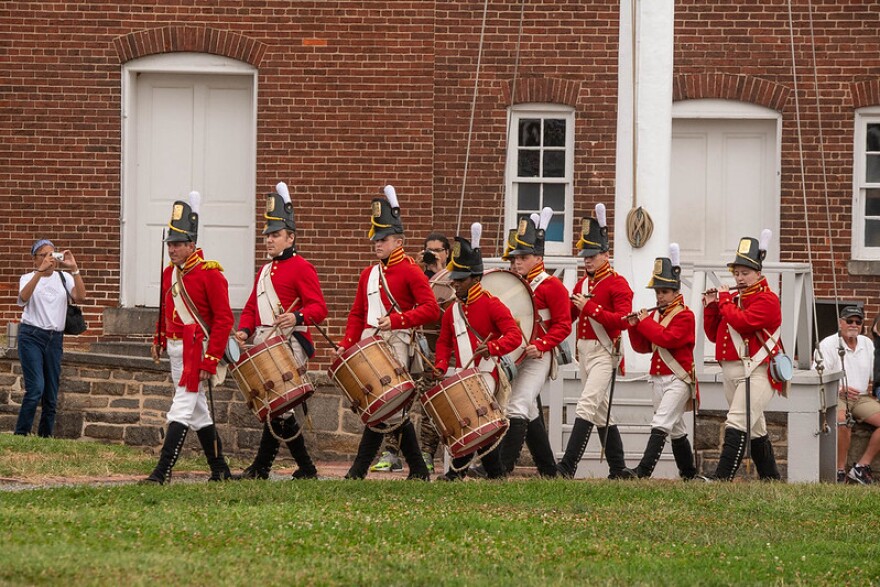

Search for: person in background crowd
xmin=14 ymin=239 xmax=86 ymax=437
xmin=816 ymin=305 xmax=880 ymax=484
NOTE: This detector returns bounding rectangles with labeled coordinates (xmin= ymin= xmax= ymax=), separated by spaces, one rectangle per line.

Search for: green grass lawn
xmin=1 ymin=435 xmax=878 ymax=585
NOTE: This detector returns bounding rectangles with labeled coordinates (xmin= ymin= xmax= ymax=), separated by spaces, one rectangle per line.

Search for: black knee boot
xmin=525 ymin=416 xmax=558 ymax=478
xmin=556 ymin=417 xmax=593 ymax=479
xmin=398 ymin=420 xmax=430 ymax=480
xmin=282 ymin=418 xmax=318 ymax=480
xmin=236 ymin=421 xmax=281 ymax=480
xmin=750 ymin=435 xmax=781 ymax=480
xmin=480 ymin=445 xmax=506 ymax=480
xmin=713 ymin=427 xmax=748 ymax=481
xmin=500 ymin=418 xmax=529 ymax=474
xmin=599 ymin=425 xmax=635 ymax=479
xmin=671 ymin=435 xmax=697 ymax=480
xmin=345 ymin=427 xmax=384 ymax=479
xmin=141 ymin=421 xmax=188 ymax=485
xmin=632 ymin=428 xmax=667 ymax=479
xmin=438 ymin=456 xmax=471 ymax=481
xmin=197 ymin=424 xmax=231 ymax=481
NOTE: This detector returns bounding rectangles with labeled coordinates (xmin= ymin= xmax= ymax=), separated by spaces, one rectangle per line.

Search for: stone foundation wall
xmin=692 ymin=411 xmax=789 ymax=479
xmin=0 ymin=351 xmax=365 ymax=465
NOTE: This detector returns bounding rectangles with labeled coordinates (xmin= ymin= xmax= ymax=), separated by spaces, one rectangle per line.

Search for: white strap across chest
xmin=366 ymin=264 xmax=384 ymax=327
xmin=651 ymin=307 xmax=692 ymax=384
xmin=170 ymin=268 xmax=195 ymax=326
xmin=453 ymin=301 xmax=494 ymax=373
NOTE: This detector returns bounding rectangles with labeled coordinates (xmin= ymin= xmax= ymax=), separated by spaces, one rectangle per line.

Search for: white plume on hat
xmin=759 ymin=228 xmax=772 ymax=252
xmin=538 ymin=206 xmax=554 ymax=230
xmin=669 ymin=242 xmax=680 ymax=267
xmin=188 ymin=191 xmax=201 ymax=215
xmin=595 ymin=203 xmax=607 ymax=228
xmin=275 ymin=182 xmax=291 ymax=204
xmin=530 ymin=213 xmax=540 ymax=227
xmin=471 ymin=222 xmax=482 ymax=249
xmin=383 ymin=185 xmax=399 ymax=209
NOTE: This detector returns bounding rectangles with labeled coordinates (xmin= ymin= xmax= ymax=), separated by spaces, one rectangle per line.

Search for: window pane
xmin=868 ymin=123 xmax=880 ymax=152
xmin=519 ymin=119 xmax=541 ymax=147
xmin=866 ymin=189 xmax=880 ymax=216
xmin=543 ymin=150 xmax=565 ymax=177
xmin=517 ymin=183 xmax=539 ymax=210
xmin=544 ymin=183 xmax=565 ymax=211
xmin=544 ymin=119 xmax=566 ymax=147
xmin=545 ymin=214 xmax=564 ymax=242
xmin=867 ymin=154 xmax=880 ymax=183
xmin=518 ymin=150 xmax=539 ymax=177
xmin=865 ymin=219 xmax=880 ymax=247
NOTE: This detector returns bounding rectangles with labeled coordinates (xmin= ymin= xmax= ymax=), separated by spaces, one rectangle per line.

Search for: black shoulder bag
xmin=58 ymin=272 xmax=87 ymax=335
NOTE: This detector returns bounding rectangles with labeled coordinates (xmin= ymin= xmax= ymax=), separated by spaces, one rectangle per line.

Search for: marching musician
xmin=144 ymin=192 xmax=234 ymax=484
xmin=502 ymin=208 xmax=572 ymax=477
xmin=233 ymin=182 xmax=328 ymax=481
xmin=432 ymin=223 xmax=523 ymax=481
xmin=702 ymin=230 xmax=783 ymax=481
xmin=625 ymin=244 xmax=699 ymax=480
xmin=557 ymin=204 xmax=635 ymax=480
xmin=337 ymin=186 xmax=439 ymax=481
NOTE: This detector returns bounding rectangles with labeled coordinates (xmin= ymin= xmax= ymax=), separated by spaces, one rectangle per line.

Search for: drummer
xmin=336 ymin=186 xmax=440 ymax=481
xmin=371 ymin=232 xmax=451 ymax=475
xmin=502 ymin=209 xmax=572 ymax=477
xmin=432 ymin=223 xmax=523 ymax=481
xmin=233 ymin=182 xmax=328 ymax=481
xmin=557 ymin=203 xmax=635 ymax=480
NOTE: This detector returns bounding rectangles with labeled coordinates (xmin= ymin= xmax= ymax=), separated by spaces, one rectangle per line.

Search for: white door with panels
xmin=127 ymin=71 xmax=255 ymax=308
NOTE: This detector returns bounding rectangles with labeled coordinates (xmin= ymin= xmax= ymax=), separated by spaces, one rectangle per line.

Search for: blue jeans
xmin=14 ymin=323 xmax=64 ymax=437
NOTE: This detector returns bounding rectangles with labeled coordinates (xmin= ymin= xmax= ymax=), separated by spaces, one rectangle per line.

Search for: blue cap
xmin=31 ymin=239 xmax=54 ymax=256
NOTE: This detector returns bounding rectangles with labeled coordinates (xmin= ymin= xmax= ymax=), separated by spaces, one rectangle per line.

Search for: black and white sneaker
xmin=837 ymin=469 xmax=847 ymax=484
xmin=846 ymin=464 xmax=874 ymax=485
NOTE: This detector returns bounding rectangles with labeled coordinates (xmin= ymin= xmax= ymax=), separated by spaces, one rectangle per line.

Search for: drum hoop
xmin=242 ymin=335 xmax=288 ymax=360
xmin=328 ymin=335 xmax=385 ymax=373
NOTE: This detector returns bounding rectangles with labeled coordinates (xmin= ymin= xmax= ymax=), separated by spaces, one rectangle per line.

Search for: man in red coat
xmin=233 ymin=182 xmax=328 ymax=480
xmin=433 ymin=223 xmax=523 ymax=480
xmin=557 ymin=204 xmax=635 ymax=479
xmin=145 ymin=192 xmax=235 ymax=484
xmin=502 ymin=208 xmax=572 ymax=477
xmin=626 ymin=244 xmax=699 ymax=479
xmin=336 ymin=186 xmax=440 ymax=480
xmin=703 ymin=230 xmax=783 ymax=481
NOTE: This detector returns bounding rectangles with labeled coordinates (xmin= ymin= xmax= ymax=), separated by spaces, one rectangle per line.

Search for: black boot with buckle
xmin=140 ymin=421 xmax=189 ymax=485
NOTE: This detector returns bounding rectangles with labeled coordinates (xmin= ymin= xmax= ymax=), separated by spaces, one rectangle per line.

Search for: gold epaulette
xmin=201 ymin=260 xmax=224 ymax=271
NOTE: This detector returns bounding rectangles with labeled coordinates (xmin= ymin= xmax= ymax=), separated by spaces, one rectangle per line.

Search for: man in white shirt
xmin=14 ymin=239 xmax=86 ymax=437
xmin=816 ymin=305 xmax=880 ymax=484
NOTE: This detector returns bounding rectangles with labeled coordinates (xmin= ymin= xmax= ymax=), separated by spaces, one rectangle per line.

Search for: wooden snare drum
xmin=328 ymin=335 xmax=416 ymax=427
xmin=230 ymin=335 xmax=314 ymax=423
xmin=420 ymin=367 xmax=509 ymax=458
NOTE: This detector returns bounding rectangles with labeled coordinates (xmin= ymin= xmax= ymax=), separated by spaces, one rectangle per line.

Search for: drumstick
xmin=264 ymin=297 xmax=301 ymax=340
xmin=371 ymin=307 xmax=396 ymax=336
xmin=462 ymin=333 xmax=496 ymax=371
xmin=309 ymin=318 xmax=339 ymax=349
xmin=412 ymin=343 xmax=444 ymax=380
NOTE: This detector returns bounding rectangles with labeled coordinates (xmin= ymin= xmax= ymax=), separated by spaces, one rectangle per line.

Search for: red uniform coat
xmin=434 ymin=283 xmax=523 ymax=374
xmin=153 ymin=249 xmax=234 ymax=388
xmin=528 ymin=263 xmax=573 ymax=353
xmin=341 ymin=247 xmax=440 ymax=348
xmin=238 ymin=253 xmax=328 ymax=352
xmin=571 ymin=265 xmax=633 ymax=342
xmin=703 ymin=278 xmax=784 ymax=392
xmin=628 ymin=301 xmax=696 ymax=376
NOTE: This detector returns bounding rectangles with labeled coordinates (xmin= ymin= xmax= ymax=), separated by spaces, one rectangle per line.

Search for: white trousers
xmin=165 ymin=339 xmax=213 ymax=430
xmin=720 ymin=360 xmax=774 ymax=438
xmin=648 ymin=374 xmax=690 ymax=439
xmin=574 ymin=339 xmax=615 ymax=426
xmin=507 ymin=353 xmax=551 ymax=420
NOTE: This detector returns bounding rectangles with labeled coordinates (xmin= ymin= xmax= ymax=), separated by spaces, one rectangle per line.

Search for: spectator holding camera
xmin=816 ymin=305 xmax=880 ymax=484
xmin=421 ymin=233 xmax=450 ymax=279
xmin=13 ymin=239 xmax=86 ymax=437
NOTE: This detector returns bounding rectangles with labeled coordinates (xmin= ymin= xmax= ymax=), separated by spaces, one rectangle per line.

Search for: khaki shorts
xmin=849 ymin=395 xmax=880 ymax=422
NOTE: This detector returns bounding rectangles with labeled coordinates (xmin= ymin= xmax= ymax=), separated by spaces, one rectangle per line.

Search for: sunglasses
xmin=845 ymin=318 xmax=863 ymax=326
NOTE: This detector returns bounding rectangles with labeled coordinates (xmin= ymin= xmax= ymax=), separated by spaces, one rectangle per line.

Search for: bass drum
xmin=479 ymin=269 xmax=537 ymax=364
xmin=423 ymin=268 xmax=456 ymax=354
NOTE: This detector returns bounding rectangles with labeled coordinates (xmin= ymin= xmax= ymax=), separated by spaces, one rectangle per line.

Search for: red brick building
xmin=2 ymin=0 xmax=879 ymax=349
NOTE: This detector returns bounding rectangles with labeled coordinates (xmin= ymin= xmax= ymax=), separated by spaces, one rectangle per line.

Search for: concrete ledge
xmin=102 ymin=307 xmax=242 ymax=336
xmin=846 ymin=259 xmax=880 ymax=276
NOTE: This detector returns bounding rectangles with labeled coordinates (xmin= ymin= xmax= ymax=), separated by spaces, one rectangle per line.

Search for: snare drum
xmin=328 ymin=335 xmax=417 ymax=427
xmin=230 ymin=336 xmax=314 ymax=423
xmin=480 ymin=269 xmax=537 ymax=365
xmin=420 ymin=368 xmax=509 ymax=458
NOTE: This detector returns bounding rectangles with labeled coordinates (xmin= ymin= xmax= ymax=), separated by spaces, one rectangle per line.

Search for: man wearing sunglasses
xmin=816 ymin=305 xmax=880 ymax=484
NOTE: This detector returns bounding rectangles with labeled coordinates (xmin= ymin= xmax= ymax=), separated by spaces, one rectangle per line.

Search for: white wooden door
xmin=670 ymin=118 xmax=779 ymax=264
xmin=130 ymin=72 xmax=255 ymax=307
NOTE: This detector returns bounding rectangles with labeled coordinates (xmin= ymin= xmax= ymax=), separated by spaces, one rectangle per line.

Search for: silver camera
xmin=51 ymin=252 xmax=64 ymax=261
